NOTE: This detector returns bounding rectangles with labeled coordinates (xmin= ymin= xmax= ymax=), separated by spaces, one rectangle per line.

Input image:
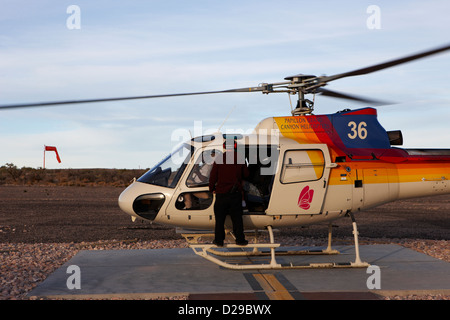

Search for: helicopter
xmin=2 ymin=44 xmax=450 ymax=270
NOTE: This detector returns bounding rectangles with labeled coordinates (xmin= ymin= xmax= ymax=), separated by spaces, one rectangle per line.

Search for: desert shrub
xmin=0 ymin=163 xmax=146 ymax=187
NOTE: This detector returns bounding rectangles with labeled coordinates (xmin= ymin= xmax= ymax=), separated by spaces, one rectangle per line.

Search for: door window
xmin=186 ymin=149 xmax=222 ymax=187
xmin=281 ymin=150 xmax=325 ymax=184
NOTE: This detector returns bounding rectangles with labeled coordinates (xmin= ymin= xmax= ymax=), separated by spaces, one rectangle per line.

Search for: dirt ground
xmin=0 ymin=185 xmax=449 ymax=243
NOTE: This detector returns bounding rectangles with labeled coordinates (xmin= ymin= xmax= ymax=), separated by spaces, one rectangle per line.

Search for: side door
xmin=266 ymin=144 xmax=332 ymax=215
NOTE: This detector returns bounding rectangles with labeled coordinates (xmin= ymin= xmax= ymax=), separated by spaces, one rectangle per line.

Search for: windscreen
xmin=138 ymin=143 xmax=193 ymax=188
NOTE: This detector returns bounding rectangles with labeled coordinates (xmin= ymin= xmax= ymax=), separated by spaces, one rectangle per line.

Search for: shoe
xmin=235 ymin=240 xmax=248 ymax=246
xmin=213 ymin=240 xmax=224 ymax=247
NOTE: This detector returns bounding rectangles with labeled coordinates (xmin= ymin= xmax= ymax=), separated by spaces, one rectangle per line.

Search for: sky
xmin=1 ymin=0 xmax=450 ymax=169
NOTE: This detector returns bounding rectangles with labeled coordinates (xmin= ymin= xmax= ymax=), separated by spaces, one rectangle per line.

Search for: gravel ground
xmin=0 ymin=185 xmax=449 ymax=300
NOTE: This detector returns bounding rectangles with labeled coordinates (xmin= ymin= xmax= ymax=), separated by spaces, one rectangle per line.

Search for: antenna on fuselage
xmin=217 ymin=105 xmax=236 ymax=132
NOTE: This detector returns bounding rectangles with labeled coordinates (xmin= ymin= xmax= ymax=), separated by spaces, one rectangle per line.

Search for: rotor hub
xmin=284 ymin=74 xmax=317 ymax=82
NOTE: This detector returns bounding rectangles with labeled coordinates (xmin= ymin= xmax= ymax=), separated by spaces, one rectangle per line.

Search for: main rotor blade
xmin=0 ymin=87 xmax=264 ymax=110
xmin=320 ymin=43 xmax=450 ymax=83
xmin=317 ymin=88 xmax=392 ymax=106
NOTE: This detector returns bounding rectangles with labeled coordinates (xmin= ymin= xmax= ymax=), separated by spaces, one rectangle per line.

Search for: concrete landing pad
xmin=28 ymin=244 xmax=450 ymax=300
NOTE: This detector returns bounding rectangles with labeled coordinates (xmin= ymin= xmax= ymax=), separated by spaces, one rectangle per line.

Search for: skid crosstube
xmin=182 ymin=222 xmax=369 ymax=270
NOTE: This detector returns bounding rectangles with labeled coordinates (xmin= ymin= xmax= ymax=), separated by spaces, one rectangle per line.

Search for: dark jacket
xmin=209 ymin=151 xmax=249 ymax=194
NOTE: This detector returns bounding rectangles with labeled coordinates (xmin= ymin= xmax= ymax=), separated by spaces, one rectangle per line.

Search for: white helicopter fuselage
xmin=118 ymin=108 xmax=450 ymax=232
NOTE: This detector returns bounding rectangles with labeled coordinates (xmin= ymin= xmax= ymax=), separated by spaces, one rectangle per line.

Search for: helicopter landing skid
xmin=182 ymin=223 xmax=369 ymax=270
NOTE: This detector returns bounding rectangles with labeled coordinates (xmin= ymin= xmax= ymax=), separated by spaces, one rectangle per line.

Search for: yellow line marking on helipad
xmin=253 ymin=274 xmax=295 ymax=300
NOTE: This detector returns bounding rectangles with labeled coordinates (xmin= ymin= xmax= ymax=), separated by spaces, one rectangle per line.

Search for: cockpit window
xmin=138 ymin=144 xmax=193 ymax=188
xmin=186 ymin=149 xmax=222 ymax=187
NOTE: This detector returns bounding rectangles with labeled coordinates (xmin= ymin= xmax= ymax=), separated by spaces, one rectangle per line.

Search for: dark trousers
xmin=214 ymin=193 xmax=246 ymax=242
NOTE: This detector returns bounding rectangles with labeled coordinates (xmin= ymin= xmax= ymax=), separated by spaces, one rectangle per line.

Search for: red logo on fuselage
xmin=298 ymin=186 xmax=314 ymax=210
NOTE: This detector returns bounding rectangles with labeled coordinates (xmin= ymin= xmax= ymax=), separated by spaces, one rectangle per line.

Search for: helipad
xmin=29 ymin=244 xmax=450 ymax=300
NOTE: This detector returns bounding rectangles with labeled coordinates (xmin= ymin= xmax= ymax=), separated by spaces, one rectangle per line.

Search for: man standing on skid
xmin=209 ymin=139 xmax=249 ymax=246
